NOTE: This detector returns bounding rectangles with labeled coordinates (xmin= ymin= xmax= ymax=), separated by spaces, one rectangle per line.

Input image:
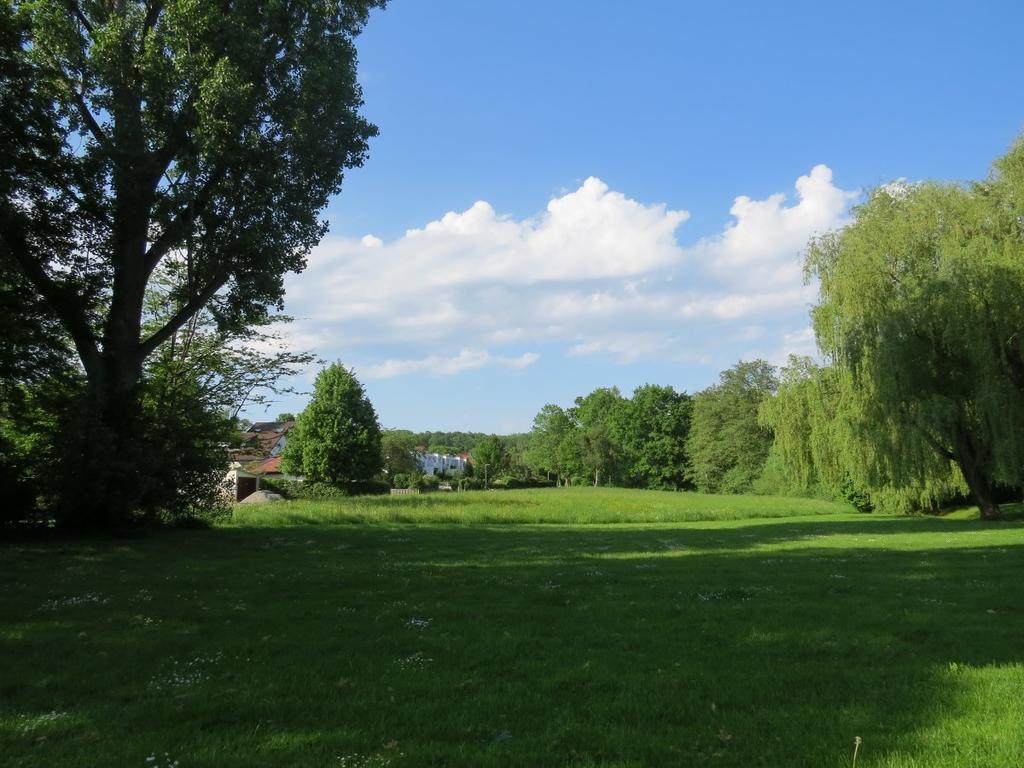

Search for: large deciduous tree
xmin=471 ymin=436 xmax=508 ymax=484
xmin=566 ymin=387 xmax=626 ymax=487
xmin=281 ymin=363 xmax=382 ymax=485
xmin=1 ymin=1 xmax=382 ymax=526
xmin=619 ymin=384 xmax=692 ymax=491
xmin=807 ymin=149 xmax=1024 ymax=520
xmin=685 ymin=360 xmax=777 ymax=494
xmin=524 ymin=404 xmax=574 ymax=486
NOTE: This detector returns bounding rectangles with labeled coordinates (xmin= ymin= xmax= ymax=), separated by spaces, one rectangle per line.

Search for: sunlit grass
xmin=3 ymin=489 xmax=1024 ymax=766
xmin=230 ymin=486 xmax=855 ymax=526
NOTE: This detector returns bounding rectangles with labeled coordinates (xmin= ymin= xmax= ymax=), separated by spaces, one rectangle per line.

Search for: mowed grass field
xmin=2 ymin=488 xmax=1024 ymax=767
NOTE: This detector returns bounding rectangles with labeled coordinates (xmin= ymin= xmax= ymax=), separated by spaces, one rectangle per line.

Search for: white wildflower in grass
xmin=403 ymin=617 xmax=432 ymax=630
xmin=134 ymin=589 xmax=154 ymax=603
xmin=148 ymin=652 xmax=224 ymax=692
xmin=695 ymin=589 xmax=753 ymax=602
xmin=144 ymin=752 xmax=180 ymax=767
xmin=40 ymin=592 xmax=109 ymax=611
xmin=540 ymin=581 xmax=560 ymax=590
xmin=830 ymin=574 xmax=847 ymax=580
xmin=336 ymin=752 xmax=400 ymax=767
xmin=395 ymin=652 xmax=433 ymax=670
xmin=18 ymin=711 xmax=69 ymax=735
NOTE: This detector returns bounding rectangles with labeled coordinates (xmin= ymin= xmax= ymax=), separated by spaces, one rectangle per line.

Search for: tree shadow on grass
xmin=229 ymin=512 xmax=1024 ymax=555
xmin=2 ymin=519 xmax=1024 ymax=767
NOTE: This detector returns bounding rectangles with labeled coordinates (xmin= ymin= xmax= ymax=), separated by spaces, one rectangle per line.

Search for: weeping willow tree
xmin=758 ymin=356 xmax=854 ymax=499
xmin=806 ymin=145 xmax=1024 ymax=520
xmin=759 ymin=355 xmax=965 ymax=513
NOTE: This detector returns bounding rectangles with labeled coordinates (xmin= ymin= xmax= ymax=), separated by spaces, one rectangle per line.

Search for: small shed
xmin=225 ymin=456 xmax=300 ymax=502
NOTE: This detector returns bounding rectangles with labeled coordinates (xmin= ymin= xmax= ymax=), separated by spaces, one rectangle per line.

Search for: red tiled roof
xmin=246 ymin=455 xmax=283 ymax=475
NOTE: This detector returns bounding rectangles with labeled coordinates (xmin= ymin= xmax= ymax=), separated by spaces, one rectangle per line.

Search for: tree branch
xmin=62 ymin=0 xmax=95 ymax=37
xmin=0 ymin=213 xmax=101 ymax=378
xmin=144 ymin=165 xmax=226 ymax=272
xmin=917 ymin=426 xmax=955 ymax=462
xmin=142 ymin=1 xmax=164 ymax=42
xmin=151 ymin=92 xmax=197 ymax=186
xmin=137 ymin=275 xmax=227 ymax=359
xmin=63 ymin=77 xmax=111 ymax=152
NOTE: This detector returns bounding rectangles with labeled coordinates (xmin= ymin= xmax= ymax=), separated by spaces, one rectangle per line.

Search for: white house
xmin=415 ymin=451 xmax=469 ymax=476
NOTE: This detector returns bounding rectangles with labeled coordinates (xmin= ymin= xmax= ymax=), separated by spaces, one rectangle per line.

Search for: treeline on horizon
xmin=398 ymin=141 xmax=1024 ymax=520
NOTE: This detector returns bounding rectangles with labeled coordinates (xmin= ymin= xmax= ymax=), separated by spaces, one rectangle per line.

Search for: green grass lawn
xmin=3 ymin=488 xmax=1024 ymax=767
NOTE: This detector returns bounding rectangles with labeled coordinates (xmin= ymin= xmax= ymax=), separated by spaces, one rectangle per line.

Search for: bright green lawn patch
xmin=3 ymin=489 xmax=1024 ymax=767
xmin=231 ymin=486 xmax=855 ymax=526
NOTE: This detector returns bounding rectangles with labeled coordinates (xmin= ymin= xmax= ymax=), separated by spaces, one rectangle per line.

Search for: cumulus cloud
xmin=692 ymin=164 xmax=859 ymax=288
xmin=281 ymin=168 xmax=857 ymax=377
xmin=359 ymin=349 xmax=540 ymax=379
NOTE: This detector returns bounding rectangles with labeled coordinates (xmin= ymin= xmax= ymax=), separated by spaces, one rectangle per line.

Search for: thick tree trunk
xmin=58 ymin=358 xmax=146 ymax=531
xmin=953 ymin=431 xmax=1002 ymax=521
xmin=60 ymin=127 xmax=154 ymax=530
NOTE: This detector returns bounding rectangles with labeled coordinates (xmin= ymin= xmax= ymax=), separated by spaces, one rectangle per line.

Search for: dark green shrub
xmin=416 ymin=474 xmax=440 ymax=491
xmin=261 ymin=478 xmax=347 ymax=501
xmin=347 ymin=479 xmax=390 ymax=496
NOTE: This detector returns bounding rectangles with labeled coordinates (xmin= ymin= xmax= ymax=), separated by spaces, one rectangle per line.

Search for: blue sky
xmin=258 ymin=0 xmax=1024 ymax=433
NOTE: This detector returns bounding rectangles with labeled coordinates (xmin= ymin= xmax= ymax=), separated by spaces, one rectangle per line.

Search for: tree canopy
xmin=685 ymin=360 xmax=777 ymax=494
xmin=807 ymin=147 xmax=1024 ymax=519
xmin=282 ymin=363 xmax=382 ymax=485
xmin=1 ymin=1 xmax=382 ymax=526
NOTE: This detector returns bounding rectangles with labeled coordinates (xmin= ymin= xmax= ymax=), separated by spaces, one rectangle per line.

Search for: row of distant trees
xmin=274 ymin=365 xmax=529 ymax=493
xmin=524 ymin=141 xmax=1024 ymax=520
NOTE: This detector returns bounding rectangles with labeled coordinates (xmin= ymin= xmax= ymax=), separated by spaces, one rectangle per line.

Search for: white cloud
xmin=692 ymin=164 xmax=859 ymax=288
xmin=281 ymin=168 xmax=857 ymax=378
xmin=359 ymin=349 xmax=540 ymax=380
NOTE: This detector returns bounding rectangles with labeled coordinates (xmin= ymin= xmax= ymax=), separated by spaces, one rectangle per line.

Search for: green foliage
xmin=135 ymin=367 xmax=236 ymax=526
xmin=568 ymin=387 xmax=627 ymax=486
xmin=471 ymin=436 xmax=508 ymax=480
xmin=686 ymin=360 xmax=777 ymax=494
xmin=282 ymin=364 xmax=382 ymax=485
xmin=380 ymin=429 xmax=420 ymax=483
xmin=757 ymin=356 xmax=870 ymax=502
xmin=259 ymin=478 xmax=347 ymax=501
xmin=524 ymin=404 xmax=574 ymax=484
xmin=525 ymin=384 xmax=694 ymax=490
xmin=415 ymin=473 xmax=441 ymax=491
xmin=758 ymin=356 xmax=965 ymax=514
xmin=619 ymin=384 xmax=693 ymax=490
xmin=345 ymin=479 xmax=391 ymax=496
xmin=262 ymin=477 xmax=389 ymax=500
xmin=807 ymin=148 xmax=1024 ymax=519
xmin=1 ymin=0 xmax=383 ymax=527
xmin=410 ymin=431 xmax=489 ymax=453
